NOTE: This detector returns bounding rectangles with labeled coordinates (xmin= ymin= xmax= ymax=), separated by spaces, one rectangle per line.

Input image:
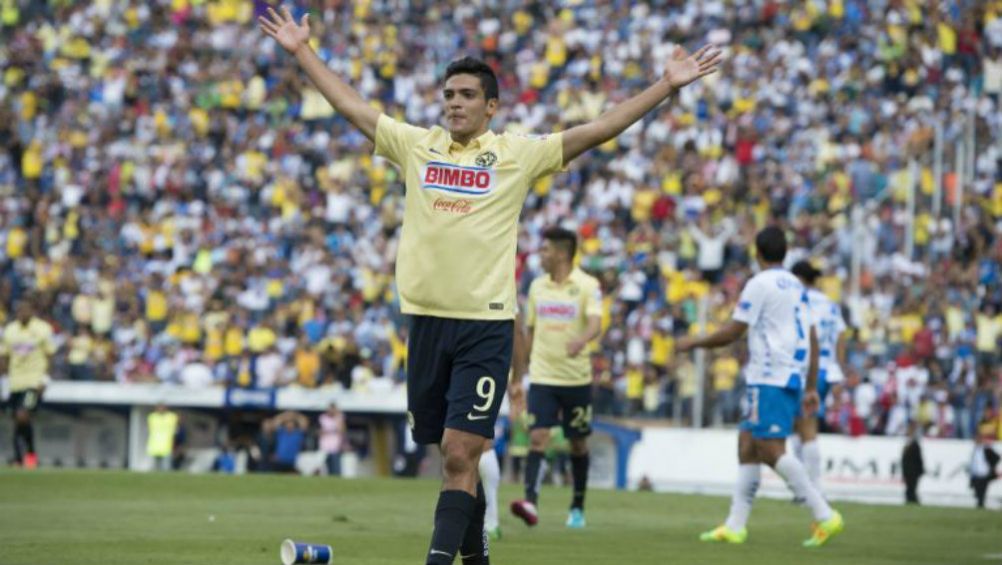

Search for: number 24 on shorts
xmin=570 ymin=405 xmax=592 ymax=431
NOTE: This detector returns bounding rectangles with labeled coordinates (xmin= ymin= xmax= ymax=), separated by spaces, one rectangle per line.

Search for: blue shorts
xmin=406 ymin=316 xmax=513 ymax=445
xmin=739 ymin=385 xmax=802 ymax=439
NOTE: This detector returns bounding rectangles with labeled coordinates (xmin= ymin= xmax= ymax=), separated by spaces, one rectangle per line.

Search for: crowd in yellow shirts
xmin=0 ymin=0 xmax=1001 ymax=440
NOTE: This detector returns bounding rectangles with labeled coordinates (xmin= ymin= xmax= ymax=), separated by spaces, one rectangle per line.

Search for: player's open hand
xmin=258 ymin=5 xmax=311 ymax=55
xmin=802 ymin=389 xmax=820 ymax=416
xmin=663 ymin=44 xmax=723 ymax=90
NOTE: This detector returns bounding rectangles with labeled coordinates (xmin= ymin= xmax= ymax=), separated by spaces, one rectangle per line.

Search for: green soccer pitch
xmin=1 ymin=470 xmax=999 ymax=565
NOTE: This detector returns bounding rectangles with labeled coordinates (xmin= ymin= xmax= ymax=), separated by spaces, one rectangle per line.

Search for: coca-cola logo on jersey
xmin=433 ymin=198 xmax=474 ymax=214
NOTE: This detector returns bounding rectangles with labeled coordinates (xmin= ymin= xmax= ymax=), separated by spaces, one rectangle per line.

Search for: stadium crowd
xmin=1 ymin=0 xmax=1001 ymax=440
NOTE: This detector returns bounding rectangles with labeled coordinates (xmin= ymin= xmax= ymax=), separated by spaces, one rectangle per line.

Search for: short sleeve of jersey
xmin=584 ymin=279 xmax=603 ymax=318
xmin=508 ymin=132 xmax=564 ymax=182
xmin=0 ymin=325 xmax=9 ymax=355
xmin=374 ymin=114 xmax=429 ymax=168
xmin=525 ymin=281 xmax=539 ymax=328
xmin=801 ymin=291 xmax=815 ymax=335
xmin=733 ymin=277 xmax=763 ymax=325
xmin=833 ymin=303 xmax=847 ymax=335
xmin=807 ymin=291 xmax=820 ymax=331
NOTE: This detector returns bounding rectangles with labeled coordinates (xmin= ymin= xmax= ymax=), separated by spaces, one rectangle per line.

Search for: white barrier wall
xmin=628 ymin=428 xmax=1002 ymax=509
xmin=6 ymin=382 xmax=999 ymax=509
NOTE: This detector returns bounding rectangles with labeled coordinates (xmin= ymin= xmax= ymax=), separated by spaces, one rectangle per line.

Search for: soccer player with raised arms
xmin=677 ymin=227 xmax=844 ymax=548
xmin=259 ymin=6 xmax=721 ymax=564
xmin=510 ymin=227 xmax=602 ymax=529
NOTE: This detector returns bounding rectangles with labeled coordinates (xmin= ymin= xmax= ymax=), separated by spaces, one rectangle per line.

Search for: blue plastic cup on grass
xmin=280 ymin=539 xmax=333 ymax=565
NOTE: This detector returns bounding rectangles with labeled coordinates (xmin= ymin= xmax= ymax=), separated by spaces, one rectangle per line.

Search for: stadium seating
xmin=0 ymin=0 xmax=1000 ymax=441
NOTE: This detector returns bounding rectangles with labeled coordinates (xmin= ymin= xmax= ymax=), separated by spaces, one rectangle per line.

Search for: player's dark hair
xmin=444 ymin=57 xmax=499 ymax=101
xmin=791 ymin=260 xmax=821 ymax=285
xmin=755 ymin=226 xmax=787 ymax=264
xmin=543 ymin=226 xmax=578 ymax=261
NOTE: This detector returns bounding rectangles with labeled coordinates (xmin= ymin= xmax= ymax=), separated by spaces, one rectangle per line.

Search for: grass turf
xmin=0 ymin=470 xmax=999 ymax=565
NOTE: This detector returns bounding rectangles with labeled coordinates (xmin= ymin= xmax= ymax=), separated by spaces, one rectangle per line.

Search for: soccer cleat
xmin=803 ymin=510 xmax=844 ymax=548
xmin=23 ymin=453 xmax=38 ymax=470
xmin=510 ymin=500 xmax=539 ymax=527
xmin=486 ymin=526 xmax=502 ymax=541
xmin=699 ymin=525 xmax=747 ymax=544
xmin=566 ymin=508 xmax=586 ymax=529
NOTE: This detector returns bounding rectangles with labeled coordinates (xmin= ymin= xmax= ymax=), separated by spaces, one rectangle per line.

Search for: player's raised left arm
xmin=258 ymin=6 xmax=379 ymax=142
xmin=560 ymin=44 xmax=722 ymax=165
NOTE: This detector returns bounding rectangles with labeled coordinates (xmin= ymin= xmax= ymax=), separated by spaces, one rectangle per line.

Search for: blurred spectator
xmin=146 ymin=403 xmax=178 ymax=472
xmin=710 ymin=351 xmax=741 ymax=425
xmin=67 ymin=326 xmax=95 ymax=381
xmin=689 ymin=216 xmax=736 ymax=284
xmin=293 ymin=335 xmax=320 ymax=387
xmin=969 ymin=418 xmax=1001 ymax=509
xmin=213 ymin=443 xmax=237 ymax=474
xmin=318 ymin=402 xmax=346 ymax=477
xmin=267 ymin=411 xmax=309 ymax=474
xmin=902 ymin=421 xmax=925 ymax=505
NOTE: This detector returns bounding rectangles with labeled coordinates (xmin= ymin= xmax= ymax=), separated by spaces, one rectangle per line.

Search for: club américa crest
xmin=475 ymin=151 xmax=498 ymax=167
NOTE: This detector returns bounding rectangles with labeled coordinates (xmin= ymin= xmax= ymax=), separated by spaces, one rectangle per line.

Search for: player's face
xmin=15 ymin=302 xmax=32 ymax=323
xmin=443 ymin=74 xmax=497 ymax=139
xmin=539 ymin=239 xmax=561 ymax=275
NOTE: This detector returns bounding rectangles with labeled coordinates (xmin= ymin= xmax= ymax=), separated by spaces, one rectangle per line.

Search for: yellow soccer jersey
xmin=526 ymin=268 xmax=602 ymax=386
xmin=1 ymin=317 xmax=56 ymax=391
xmin=374 ymin=114 xmax=563 ymax=320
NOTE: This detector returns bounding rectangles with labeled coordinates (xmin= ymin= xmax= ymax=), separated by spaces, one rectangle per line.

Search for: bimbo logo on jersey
xmin=537 ymin=301 xmax=578 ymax=320
xmin=422 ymin=161 xmax=496 ymax=195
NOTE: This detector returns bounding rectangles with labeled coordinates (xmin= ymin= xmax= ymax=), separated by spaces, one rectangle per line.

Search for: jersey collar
xmin=443 ymin=129 xmax=496 ymax=154
xmin=545 ymin=267 xmax=578 ymax=287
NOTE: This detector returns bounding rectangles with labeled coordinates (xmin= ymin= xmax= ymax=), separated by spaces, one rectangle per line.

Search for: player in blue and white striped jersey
xmin=790 ymin=260 xmax=848 ymax=495
xmin=677 ymin=227 xmax=844 ymax=548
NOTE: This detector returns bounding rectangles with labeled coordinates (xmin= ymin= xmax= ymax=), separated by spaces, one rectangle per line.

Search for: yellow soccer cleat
xmin=699 ymin=525 xmax=748 ymax=544
xmin=803 ymin=510 xmax=844 ymax=548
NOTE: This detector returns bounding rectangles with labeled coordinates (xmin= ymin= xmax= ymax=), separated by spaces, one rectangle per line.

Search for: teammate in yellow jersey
xmin=259 ymin=6 xmax=721 ymax=564
xmin=1 ymin=298 xmax=56 ymax=469
xmin=510 ymin=227 xmax=602 ymax=529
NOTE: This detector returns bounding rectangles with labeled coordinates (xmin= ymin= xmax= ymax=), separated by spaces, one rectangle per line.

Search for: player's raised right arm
xmin=258 ymin=6 xmax=379 ymax=142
